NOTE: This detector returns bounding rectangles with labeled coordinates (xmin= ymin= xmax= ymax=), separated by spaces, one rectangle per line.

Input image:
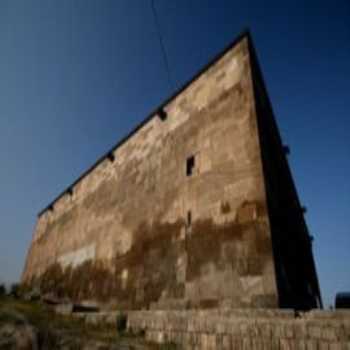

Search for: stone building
xmin=22 ymin=31 xmax=322 ymax=310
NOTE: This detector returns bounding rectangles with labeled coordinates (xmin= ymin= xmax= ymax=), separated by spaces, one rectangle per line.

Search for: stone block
xmin=55 ymin=303 xmax=73 ymax=316
xmin=329 ymin=343 xmax=342 ymax=350
xmin=222 ymin=334 xmax=232 ymax=350
xmin=308 ymin=325 xmax=322 ymax=339
xmin=318 ymin=341 xmax=330 ymax=350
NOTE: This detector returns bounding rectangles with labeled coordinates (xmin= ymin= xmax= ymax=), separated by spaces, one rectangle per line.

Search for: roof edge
xmin=38 ymin=28 xmax=252 ymax=217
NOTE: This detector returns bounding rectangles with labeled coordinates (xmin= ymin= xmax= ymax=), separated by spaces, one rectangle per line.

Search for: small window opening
xmin=158 ymin=108 xmax=167 ymax=121
xmin=107 ymin=152 xmax=115 ymax=162
xmin=186 ymin=155 xmax=195 ymax=176
xmin=49 ymin=205 xmax=54 ymax=212
xmin=187 ymin=210 xmax=192 ymax=227
xmin=67 ymin=188 xmax=73 ymax=197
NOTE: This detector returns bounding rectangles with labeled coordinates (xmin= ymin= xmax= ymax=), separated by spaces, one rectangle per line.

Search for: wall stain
xmin=28 ymin=201 xmax=273 ymax=309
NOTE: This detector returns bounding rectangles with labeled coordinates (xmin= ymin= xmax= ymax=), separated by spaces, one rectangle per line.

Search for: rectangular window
xmin=186 ymin=155 xmax=195 ymax=176
xmin=187 ymin=210 xmax=192 ymax=227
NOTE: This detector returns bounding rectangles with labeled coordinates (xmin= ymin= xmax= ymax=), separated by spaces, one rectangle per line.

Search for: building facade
xmin=22 ymin=32 xmax=322 ymax=310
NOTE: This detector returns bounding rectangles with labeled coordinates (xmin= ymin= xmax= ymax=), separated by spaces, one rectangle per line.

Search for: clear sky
xmin=0 ymin=0 xmax=349 ymax=307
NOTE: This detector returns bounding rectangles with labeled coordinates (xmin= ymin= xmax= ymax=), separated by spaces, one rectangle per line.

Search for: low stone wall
xmin=72 ymin=311 xmax=121 ymax=326
xmin=127 ymin=309 xmax=350 ymax=349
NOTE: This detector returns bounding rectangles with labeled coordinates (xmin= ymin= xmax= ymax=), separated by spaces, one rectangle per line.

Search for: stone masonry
xmin=22 ymin=31 xmax=321 ymax=311
xmin=127 ymin=309 xmax=350 ymax=349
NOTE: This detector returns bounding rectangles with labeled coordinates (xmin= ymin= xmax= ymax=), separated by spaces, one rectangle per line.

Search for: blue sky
xmin=0 ymin=0 xmax=349 ymax=307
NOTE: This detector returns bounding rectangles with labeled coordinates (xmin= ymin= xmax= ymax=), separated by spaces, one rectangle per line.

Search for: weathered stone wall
xmin=22 ymin=35 xmax=278 ymax=309
xmin=128 ymin=309 xmax=350 ymax=349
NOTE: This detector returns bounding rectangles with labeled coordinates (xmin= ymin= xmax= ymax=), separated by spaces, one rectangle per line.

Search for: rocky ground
xmin=0 ymin=297 xmax=174 ymax=350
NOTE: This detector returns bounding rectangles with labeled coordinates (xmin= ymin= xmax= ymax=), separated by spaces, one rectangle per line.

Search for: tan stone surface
xmin=22 ymin=36 xmax=278 ymax=309
xmin=127 ymin=309 xmax=350 ymax=350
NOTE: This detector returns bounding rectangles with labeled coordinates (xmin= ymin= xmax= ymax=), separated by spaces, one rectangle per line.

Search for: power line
xmin=151 ymin=0 xmax=174 ymax=92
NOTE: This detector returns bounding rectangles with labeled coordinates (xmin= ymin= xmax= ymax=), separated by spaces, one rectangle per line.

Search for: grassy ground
xmin=0 ymin=297 xmax=114 ymax=341
xmin=0 ymin=297 xmax=176 ymax=349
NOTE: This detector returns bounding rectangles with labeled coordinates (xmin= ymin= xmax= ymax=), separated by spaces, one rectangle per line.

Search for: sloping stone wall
xmin=127 ymin=309 xmax=350 ymax=349
xmin=22 ymin=35 xmax=279 ymax=309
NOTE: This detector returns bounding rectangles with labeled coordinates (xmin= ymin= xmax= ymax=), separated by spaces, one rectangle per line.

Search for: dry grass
xmin=0 ymin=297 xmax=118 ymax=343
xmin=0 ymin=298 xmax=177 ymax=349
